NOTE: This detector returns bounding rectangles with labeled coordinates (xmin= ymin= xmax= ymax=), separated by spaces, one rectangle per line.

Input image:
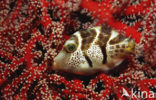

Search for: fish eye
xmin=64 ymin=43 xmax=77 ymax=53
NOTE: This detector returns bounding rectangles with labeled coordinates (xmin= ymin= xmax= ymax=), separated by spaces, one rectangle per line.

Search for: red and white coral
xmin=0 ymin=0 xmax=156 ymax=99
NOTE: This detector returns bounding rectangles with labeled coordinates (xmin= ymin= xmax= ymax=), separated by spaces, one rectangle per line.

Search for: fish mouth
xmin=52 ymin=62 xmax=59 ymax=70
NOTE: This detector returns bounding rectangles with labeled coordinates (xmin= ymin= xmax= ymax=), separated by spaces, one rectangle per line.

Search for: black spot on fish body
xmin=109 ymin=34 xmax=126 ymax=45
xmin=80 ymin=29 xmax=97 ymax=51
xmin=84 ymin=54 xmax=93 ymax=68
xmin=101 ymin=24 xmax=111 ymax=35
xmin=101 ymin=46 xmax=107 ymax=64
xmin=80 ymin=29 xmax=97 ymax=39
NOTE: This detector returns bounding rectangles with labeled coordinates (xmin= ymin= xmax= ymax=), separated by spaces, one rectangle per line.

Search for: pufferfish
xmin=53 ymin=24 xmax=135 ymax=75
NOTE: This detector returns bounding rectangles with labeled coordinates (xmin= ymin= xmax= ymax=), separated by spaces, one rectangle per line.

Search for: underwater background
xmin=0 ymin=0 xmax=156 ymax=99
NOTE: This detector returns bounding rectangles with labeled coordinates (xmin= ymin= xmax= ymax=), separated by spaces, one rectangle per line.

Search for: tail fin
xmin=125 ymin=39 xmax=135 ymax=54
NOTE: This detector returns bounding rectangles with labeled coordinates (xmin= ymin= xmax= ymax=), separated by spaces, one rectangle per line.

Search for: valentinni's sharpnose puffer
xmin=53 ymin=24 xmax=135 ymax=75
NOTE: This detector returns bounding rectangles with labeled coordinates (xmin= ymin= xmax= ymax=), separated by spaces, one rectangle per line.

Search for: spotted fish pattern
xmin=53 ymin=24 xmax=135 ymax=75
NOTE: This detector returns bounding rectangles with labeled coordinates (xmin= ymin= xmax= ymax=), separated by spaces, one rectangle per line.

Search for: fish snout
xmin=52 ymin=62 xmax=59 ymax=70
